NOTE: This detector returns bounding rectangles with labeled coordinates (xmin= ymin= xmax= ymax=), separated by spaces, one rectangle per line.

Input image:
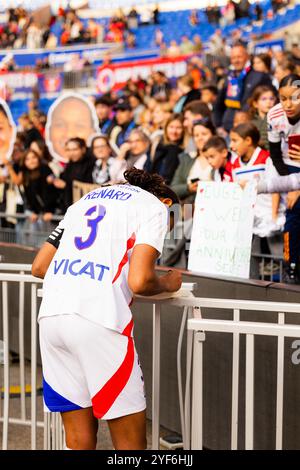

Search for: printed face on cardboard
xmin=46 ymin=93 xmax=99 ymax=162
xmin=0 ymin=99 xmax=16 ymax=162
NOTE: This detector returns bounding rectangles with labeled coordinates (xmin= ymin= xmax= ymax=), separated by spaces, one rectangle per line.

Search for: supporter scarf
xmin=225 ymin=63 xmax=251 ymax=110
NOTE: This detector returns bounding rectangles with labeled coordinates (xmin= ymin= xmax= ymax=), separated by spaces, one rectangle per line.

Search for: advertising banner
xmin=97 ymin=55 xmax=189 ymax=93
xmin=254 ymin=38 xmax=285 ymax=54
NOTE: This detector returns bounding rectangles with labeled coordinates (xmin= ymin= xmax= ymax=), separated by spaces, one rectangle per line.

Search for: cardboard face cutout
xmin=0 ymin=98 xmax=17 ymax=162
xmin=45 ymin=92 xmax=99 ymax=163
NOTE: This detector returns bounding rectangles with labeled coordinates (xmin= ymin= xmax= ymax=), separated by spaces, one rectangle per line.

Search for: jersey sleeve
xmin=267 ymin=111 xmax=281 ymax=143
xmin=135 ymin=203 xmax=168 ymax=255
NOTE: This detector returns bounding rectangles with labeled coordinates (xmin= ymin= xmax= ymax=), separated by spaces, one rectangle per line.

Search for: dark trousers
xmin=284 ymin=166 xmax=300 ymax=265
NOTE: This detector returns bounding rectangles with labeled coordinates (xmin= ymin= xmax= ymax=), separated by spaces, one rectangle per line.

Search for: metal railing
xmin=1 ymin=268 xmax=300 ymax=449
xmin=0 ymin=271 xmax=43 ymax=450
xmin=186 ymin=298 xmax=300 ymax=450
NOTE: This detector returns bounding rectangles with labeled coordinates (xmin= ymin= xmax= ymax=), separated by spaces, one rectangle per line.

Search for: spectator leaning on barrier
xmin=215 ymin=43 xmax=273 ymax=133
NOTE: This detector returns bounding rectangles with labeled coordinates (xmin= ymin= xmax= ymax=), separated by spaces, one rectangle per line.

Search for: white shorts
xmin=39 ymin=314 xmax=146 ymax=420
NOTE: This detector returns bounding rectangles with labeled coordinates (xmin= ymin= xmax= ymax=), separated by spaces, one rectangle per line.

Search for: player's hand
xmin=164 ymin=270 xmax=182 ymax=293
xmin=287 ymin=190 xmax=300 ymax=209
xmin=288 ymin=144 xmax=300 ymax=160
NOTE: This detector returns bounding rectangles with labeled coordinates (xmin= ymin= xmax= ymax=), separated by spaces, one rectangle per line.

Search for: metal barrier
xmin=2 ymin=268 xmax=300 ymax=450
xmin=0 ymin=272 xmax=43 ymax=450
xmin=186 ymin=298 xmax=300 ymax=450
xmin=252 ymin=252 xmax=284 ymax=282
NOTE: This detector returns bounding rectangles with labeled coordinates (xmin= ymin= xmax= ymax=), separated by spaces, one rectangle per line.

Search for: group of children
xmin=200 ymin=74 xmax=300 ymax=282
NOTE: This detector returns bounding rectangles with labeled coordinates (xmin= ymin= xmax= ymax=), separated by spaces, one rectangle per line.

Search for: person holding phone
xmin=267 ymin=74 xmax=300 ymax=283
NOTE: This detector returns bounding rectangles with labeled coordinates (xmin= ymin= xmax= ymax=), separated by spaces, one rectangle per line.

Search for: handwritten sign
xmin=188 ymin=182 xmax=256 ymax=278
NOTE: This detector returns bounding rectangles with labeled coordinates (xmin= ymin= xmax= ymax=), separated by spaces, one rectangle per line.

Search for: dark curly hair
xmin=123 ymin=168 xmax=179 ymax=205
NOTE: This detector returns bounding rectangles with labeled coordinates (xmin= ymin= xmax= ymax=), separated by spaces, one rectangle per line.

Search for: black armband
xmin=46 ymin=227 xmax=64 ymax=249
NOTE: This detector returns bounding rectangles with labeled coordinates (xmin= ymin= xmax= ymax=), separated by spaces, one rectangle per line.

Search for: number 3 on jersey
xmin=74 ymin=205 xmax=106 ymax=250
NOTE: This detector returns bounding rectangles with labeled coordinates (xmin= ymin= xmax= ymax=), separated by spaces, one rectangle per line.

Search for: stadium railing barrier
xmin=1 ymin=268 xmax=300 ymax=449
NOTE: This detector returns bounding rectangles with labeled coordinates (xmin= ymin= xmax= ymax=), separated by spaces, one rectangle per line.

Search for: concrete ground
xmin=0 ymin=360 xmax=176 ymax=450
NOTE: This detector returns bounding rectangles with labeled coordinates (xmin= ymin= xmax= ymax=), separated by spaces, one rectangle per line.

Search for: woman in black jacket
xmin=146 ymin=113 xmax=184 ymax=185
xmin=3 ymin=148 xmax=61 ymax=222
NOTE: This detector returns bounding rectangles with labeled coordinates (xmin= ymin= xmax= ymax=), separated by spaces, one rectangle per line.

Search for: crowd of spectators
xmin=0 ymin=4 xmax=161 ymax=52
xmin=0 ymin=1 xmax=294 ymax=56
xmin=0 ymin=2 xmax=300 ymax=282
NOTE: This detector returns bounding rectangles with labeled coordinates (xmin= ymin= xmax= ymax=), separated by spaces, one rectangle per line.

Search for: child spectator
xmin=248 ymin=85 xmax=278 ymax=150
xmin=203 ymin=136 xmax=235 ymax=182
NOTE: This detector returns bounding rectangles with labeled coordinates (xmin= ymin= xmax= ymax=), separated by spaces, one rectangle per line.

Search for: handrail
xmin=0 ymin=263 xmax=32 ymax=271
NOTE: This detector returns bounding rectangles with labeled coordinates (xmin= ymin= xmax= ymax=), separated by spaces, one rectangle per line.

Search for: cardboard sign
xmin=188 ymin=182 xmax=256 ymax=279
xmin=0 ymin=98 xmax=17 ymax=162
xmin=45 ymin=92 xmax=99 ymax=163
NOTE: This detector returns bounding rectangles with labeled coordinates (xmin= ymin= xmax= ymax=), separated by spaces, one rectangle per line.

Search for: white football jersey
xmin=38 ymin=184 xmax=168 ymax=335
xmin=267 ymin=103 xmax=300 ymax=168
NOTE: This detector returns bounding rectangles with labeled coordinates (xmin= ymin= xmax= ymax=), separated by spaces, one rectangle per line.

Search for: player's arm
xmin=31 ymin=226 xmax=64 ymax=279
xmin=128 ymin=244 xmax=182 ymax=296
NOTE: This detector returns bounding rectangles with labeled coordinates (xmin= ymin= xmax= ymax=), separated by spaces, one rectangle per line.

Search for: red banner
xmin=97 ymin=55 xmax=191 ymax=93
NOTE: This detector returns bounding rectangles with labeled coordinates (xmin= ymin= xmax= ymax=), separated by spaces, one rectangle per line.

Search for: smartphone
xmin=288 ymin=134 xmax=300 ymax=154
xmin=190 ymin=177 xmax=200 ymax=183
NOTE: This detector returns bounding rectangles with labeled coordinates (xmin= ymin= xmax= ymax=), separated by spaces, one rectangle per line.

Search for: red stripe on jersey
xmin=122 ymin=318 xmax=134 ymax=337
xmin=232 ymin=148 xmax=269 ymax=170
xmin=254 ymin=148 xmax=270 ymax=165
xmin=112 ymin=233 xmax=136 ymax=284
xmin=92 ymin=326 xmax=134 ymax=418
xmin=269 ymin=107 xmax=284 ymax=119
xmin=269 ymin=111 xmax=285 ymax=119
xmin=269 ymin=104 xmax=283 ymax=116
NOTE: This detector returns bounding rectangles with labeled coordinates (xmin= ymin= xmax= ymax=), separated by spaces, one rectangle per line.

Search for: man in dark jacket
xmin=215 ymin=43 xmax=273 ymax=132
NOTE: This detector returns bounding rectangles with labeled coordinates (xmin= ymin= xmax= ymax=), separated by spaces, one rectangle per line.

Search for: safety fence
xmin=1 ymin=268 xmax=300 ymax=449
